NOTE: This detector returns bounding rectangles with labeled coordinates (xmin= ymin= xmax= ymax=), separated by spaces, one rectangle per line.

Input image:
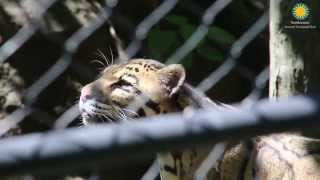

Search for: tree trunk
xmin=252 ymin=0 xmax=320 ymax=179
xmin=269 ymin=0 xmax=320 ymax=97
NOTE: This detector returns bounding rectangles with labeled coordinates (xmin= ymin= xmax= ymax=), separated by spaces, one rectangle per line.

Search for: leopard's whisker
xmin=90 ymin=59 xmax=107 ymax=68
xmin=108 ymin=46 xmax=114 ymax=65
xmin=93 ymin=101 xmax=114 ymax=109
xmin=121 ymin=108 xmax=139 ymax=117
xmin=97 ymin=49 xmax=110 ymax=66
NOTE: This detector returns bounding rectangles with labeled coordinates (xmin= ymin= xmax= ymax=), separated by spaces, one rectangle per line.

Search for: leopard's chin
xmin=81 ymin=113 xmax=118 ymax=125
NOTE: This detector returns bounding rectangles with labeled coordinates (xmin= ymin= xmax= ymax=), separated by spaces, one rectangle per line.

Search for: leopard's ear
xmin=157 ymin=64 xmax=186 ymax=97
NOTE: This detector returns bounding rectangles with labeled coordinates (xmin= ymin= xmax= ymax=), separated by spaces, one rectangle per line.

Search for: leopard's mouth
xmin=80 ymin=110 xmax=118 ymax=125
xmin=79 ymin=99 xmax=137 ymax=125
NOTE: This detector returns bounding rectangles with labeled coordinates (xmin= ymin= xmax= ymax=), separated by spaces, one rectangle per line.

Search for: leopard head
xmin=79 ymin=59 xmax=185 ymax=125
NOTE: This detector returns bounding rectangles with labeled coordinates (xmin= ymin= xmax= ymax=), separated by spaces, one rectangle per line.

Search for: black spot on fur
xmin=125 ymin=67 xmax=133 ymax=71
xmin=146 ymin=100 xmax=160 ymax=114
xmin=135 ymin=68 xmax=139 ymax=72
xmin=137 ymin=108 xmax=146 ymax=117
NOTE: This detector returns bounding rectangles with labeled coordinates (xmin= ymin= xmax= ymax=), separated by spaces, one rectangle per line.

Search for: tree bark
xmin=252 ymin=0 xmax=320 ymax=179
xmin=269 ymin=0 xmax=320 ymax=97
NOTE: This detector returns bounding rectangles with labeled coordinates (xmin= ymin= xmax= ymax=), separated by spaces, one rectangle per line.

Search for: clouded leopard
xmin=79 ymin=58 xmax=220 ymax=180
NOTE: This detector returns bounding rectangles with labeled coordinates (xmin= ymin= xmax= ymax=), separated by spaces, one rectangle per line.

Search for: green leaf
xmin=148 ymin=29 xmax=177 ymax=55
xmin=207 ymin=26 xmax=236 ymax=45
xmin=179 ymin=24 xmax=206 ymax=48
xmin=196 ymin=46 xmax=224 ymax=61
xmin=180 ymin=24 xmax=196 ymax=40
xmin=166 ymin=15 xmax=188 ymax=26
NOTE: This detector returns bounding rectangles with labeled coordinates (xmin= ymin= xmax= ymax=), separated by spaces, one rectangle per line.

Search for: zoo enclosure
xmin=0 ymin=0 xmax=317 ymax=179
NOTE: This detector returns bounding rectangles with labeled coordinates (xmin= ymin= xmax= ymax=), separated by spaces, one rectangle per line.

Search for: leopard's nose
xmin=80 ymin=83 xmax=107 ymax=103
xmin=80 ymin=85 xmax=93 ymax=101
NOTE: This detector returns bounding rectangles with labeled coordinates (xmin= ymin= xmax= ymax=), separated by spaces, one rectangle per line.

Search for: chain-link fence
xmin=0 ymin=0 xmax=318 ymax=179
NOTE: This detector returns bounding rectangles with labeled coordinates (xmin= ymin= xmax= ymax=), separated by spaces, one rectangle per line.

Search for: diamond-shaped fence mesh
xmin=0 ymin=0 xmax=319 ymax=180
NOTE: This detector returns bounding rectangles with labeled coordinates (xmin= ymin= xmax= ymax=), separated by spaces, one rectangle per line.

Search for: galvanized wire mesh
xmin=0 ymin=0 xmax=289 ymax=179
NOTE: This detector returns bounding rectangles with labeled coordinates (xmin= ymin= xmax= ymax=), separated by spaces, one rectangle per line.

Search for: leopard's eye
xmin=111 ymin=79 xmax=132 ymax=88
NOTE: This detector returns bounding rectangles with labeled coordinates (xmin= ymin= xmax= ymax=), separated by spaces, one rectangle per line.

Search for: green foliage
xmin=180 ymin=24 xmax=196 ymax=40
xmin=148 ymin=29 xmax=178 ymax=59
xmin=207 ymin=27 xmax=236 ymax=45
xmin=166 ymin=15 xmax=188 ymax=26
xmin=147 ymin=14 xmax=236 ymax=68
xmin=196 ymin=45 xmax=224 ymax=61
